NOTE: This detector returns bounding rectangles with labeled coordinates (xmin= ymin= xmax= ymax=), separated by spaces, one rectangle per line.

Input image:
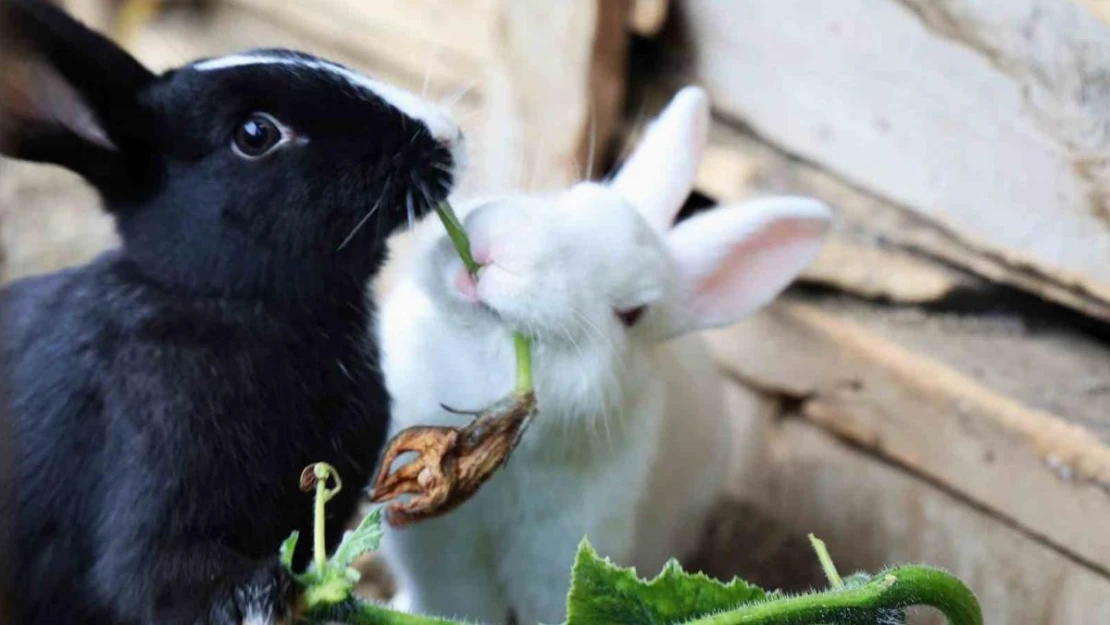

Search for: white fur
xmin=192 ymin=54 xmax=462 ymax=148
xmin=377 ymin=86 xmax=833 ymax=625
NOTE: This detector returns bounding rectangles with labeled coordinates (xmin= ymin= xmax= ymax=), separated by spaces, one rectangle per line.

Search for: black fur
xmin=0 ymin=1 xmax=456 ymax=623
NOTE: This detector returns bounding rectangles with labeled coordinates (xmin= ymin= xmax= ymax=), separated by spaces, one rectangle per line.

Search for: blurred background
xmin=3 ymin=1 xmax=1110 ymax=623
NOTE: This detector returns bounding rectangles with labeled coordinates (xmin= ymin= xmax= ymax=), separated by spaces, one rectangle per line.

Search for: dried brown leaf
xmin=368 ymin=391 xmax=537 ymax=527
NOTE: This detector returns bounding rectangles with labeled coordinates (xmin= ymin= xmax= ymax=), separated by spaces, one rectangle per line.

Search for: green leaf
xmin=331 ymin=507 xmax=384 ymax=570
xmin=566 ymin=539 xmax=769 ymax=625
xmin=302 ymin=570 xmax=354 ymax=608
xmin=279 ymin=530 xmax=299 ymax=572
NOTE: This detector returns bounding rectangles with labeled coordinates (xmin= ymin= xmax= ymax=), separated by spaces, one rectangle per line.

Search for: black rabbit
xmin=0 ymin=1 xmax=463 ymax=623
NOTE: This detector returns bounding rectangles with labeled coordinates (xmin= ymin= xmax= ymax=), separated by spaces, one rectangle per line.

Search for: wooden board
xmin=0 ymin=161 xmax=108 ymax=284
xmin=481 ymin=0 xmax=630 ymax=193
xmin=226 ymin=0 xmax=493 ymax=96
xmin=683 ymin=0 xmax=1110 ymax=312
xmin=703 ymin=298 xmax=1110 ymax=574
xmin=719 ymin=379 xmax=1110 ymax=624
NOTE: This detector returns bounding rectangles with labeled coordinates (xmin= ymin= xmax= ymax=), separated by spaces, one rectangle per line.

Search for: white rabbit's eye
xmin=232 ymin=113 xmax=287 ymax=159
xmin=616 ymin=306 xmax=646 ymax=328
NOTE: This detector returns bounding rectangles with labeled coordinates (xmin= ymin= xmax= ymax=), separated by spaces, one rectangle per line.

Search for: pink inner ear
xmin=2 ymin=63 xmax=37 ymax=119
xmin=0 ymin=59 xmax=114 ymax=150
xmin=691 ymin=219 xmax=826 ymax=326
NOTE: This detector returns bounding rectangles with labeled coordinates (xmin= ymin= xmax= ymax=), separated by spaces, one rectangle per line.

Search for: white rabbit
xmin=376 ymin=86 xmax=832 ymax=625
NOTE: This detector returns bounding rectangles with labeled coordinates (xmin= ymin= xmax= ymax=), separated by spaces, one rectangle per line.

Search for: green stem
xmin=310 ymin=463 xmax=342 ymax=572
xmin=305 ymin=599 xmax=461 ymax=625
xmin=313 ymin=476 xmax=327 ymax=571
xmin=514 ymin=332 xmax=533 ymax=394
xmin=682 ymin=565 xmax=982 ymax=625
xmin=433 ymin=201 xmax=535 ymax=398
xmin=434 ymin=202 xmax=482 ymax=276
xmin=808 ymin=533 xmax=844 ymax=589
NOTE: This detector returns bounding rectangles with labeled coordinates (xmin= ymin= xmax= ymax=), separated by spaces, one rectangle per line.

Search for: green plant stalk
xmin=682 ymin=566 xmax=982 ymax=625
xmin=309 ymin=463 xmax=342 ymax=572
xmin=305 ymin=599 xmax=460 ymax=625
xmin=435 ymin=202 xmax=534 ymax=394
xmin=313 ymin=472 xmax=328 ymax=571
xmin=302 ymin=563 xmax=980 ymax=625
xmin=514 ymin=332 xmax=532 ymax=394
xmin=808 ymin=533 xmax=844 ymax=589
xmin=434 ymin=202 xmax=482 ymax=276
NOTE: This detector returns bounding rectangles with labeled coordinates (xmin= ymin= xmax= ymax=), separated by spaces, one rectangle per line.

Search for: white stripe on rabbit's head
xmin=190 ymin=51 xmax=463 ymax=158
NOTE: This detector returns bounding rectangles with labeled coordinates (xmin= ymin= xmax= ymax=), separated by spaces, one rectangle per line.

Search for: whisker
xmin=564 ymin=315 xmax=612 ymax=425
xmin=559 ymin=322 xmax=584 ymax=362
xmin=441 ymin=79 xmax=480 ymax=112
xmin=570 ymin=307 xmax=624 ymax=379
xmin=410 ymin=172 xmax=445 ymax=232
xmin=406 ymin=191 xmax=416 ymax=232
xmin=412 ymin=173 xmax=435 ymax=209
xmin=604 ymin=100 xmax=650 ymax=183
xmin=372 ymin=174 xmax=394 ymax=239
xmin=484 ymin=260 xmax=522 ymax=278
xmin=570 ymin=308 xmax=612 ymax=351
xmin=421 ymin=56 xmax=434 ymax=99
xmin=528 ymin=132 xmax=548 ymax=193
xmin=337 ymin=195 xmax=384 ymax=251
xmin=585 ymin=103 xmax=597 ymax=181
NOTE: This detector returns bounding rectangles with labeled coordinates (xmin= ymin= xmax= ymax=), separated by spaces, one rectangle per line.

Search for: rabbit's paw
xmin=209 ymin=558 xmax=296 ymax=625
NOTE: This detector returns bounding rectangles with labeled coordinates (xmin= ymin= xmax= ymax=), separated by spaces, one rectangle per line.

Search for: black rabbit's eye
xmin=232 ymin=113 xmax=285 ymax=159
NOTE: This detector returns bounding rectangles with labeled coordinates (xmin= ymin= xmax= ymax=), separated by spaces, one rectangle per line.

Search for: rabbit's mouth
xmin=476 ymin=301 xmax=506 ymax=323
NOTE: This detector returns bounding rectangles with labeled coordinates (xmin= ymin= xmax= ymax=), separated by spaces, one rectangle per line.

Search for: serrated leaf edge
xmin=331 ymin=507 xmax=384 ymax=569
xmin=567 ymin=538 xmax=771 ymax=625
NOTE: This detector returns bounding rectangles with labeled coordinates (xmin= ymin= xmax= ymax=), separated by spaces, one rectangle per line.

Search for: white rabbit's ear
xmin=662 ymin=197 xmax=833 ymax=337
xmin=611 ymin=86 xmax=709 ymax=233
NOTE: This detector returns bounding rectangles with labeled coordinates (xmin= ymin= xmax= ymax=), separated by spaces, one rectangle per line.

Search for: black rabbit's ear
xmin=0 ymin=0 xmax=156 ymax=190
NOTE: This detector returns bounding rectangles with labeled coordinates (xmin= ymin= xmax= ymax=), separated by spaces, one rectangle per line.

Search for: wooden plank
xmin=629 ymin=0 xmax=669 ymax=36
xmin=702 ymin=298 xmax=1110 ymax=573
xmin=481 ymin=0 xmax=630 ymax=192
xmin=684 ymin=0 xmax=1110 ymax=309
xmin=695 ymin=120 xmax=1110 ymax=321
xmin=718 ymin=381 xmax=1110 ymax=624
xmin=227 ymin=0 xmax=492 ymax=95
xmin=0 ymin=161 xmax=108 ymax=284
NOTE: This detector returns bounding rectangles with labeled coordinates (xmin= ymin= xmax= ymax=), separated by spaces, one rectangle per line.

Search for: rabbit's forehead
xmin=188 ymin=52 xmax=456 ymax=144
